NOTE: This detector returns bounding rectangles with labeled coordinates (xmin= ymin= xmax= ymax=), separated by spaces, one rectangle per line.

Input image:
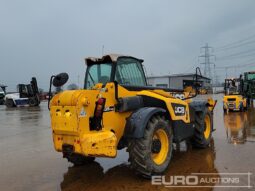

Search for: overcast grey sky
xmin=1 ymin=0 xmax=255 ymax=91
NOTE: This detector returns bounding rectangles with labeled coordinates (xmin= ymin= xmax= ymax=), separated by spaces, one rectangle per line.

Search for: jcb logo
xmin=173 ymin=93 xmax=185 ymax=100
xmin=175 ymin=107 xmax=185 ymax=114
xmin=171 ymin=103 xmax=186 ymax=116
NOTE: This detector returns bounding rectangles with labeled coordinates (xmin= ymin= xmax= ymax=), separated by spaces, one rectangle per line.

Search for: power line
xmin=217 ymin=48 xmax=255 ymax=60
xmin=217 ymin=54 xmax=255 ymax=61
xmin=215 ymin=39 xmax=255 ymax=52
xmin=214 ymin=57 xmax=255 ymax=79
xmin=218 ymin=54 xmax=255 ymax=61
xmin=215 ymin=34 xmax=255 ymax=50
xmin=183 ymin=64 xmax=197 ymax=73
xmin=215 ymin=61 xmax=255 ymax=69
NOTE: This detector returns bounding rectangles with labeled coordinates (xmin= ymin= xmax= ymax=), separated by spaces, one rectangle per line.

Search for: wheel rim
xmin=151 ymin=129 xmax=169 ymax=165
xmin=204 ymin=115 xmax=211 ymax=139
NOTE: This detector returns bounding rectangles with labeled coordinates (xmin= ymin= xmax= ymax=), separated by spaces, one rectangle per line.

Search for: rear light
xmin=90 ymin=97 xmax=106 ymax=131
xmin=95 ymin=98 xmax=106 ymax=118
xmin=97 ymin=98 xmax=105 ymax=105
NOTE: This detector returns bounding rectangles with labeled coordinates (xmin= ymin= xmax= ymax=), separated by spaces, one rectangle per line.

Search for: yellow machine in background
xmin=183 ymin=84 xmax=208 ymax=97
xmin=48 ymin=54 xmax=216 ymax=177
xmin=184 ymin=86 xmax=196 ymax=97
xmin=223 ymin=78 xmax=247 ymax=112
xmin=199 ymin=88 xmax=208 ymax=95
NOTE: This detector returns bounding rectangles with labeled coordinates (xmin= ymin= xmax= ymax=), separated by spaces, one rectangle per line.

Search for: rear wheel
xmin=28 ymin=97 xmax=39 ymax=106
xmin=5 ymin=99 xmax=15 ymax=108
xmin=66 ymin=153 xmax=95 ymax=166
xmin=128 ymin=115 xmax=173 ymax=177
xmin=192 ymin=108 xmax=212 ymax=148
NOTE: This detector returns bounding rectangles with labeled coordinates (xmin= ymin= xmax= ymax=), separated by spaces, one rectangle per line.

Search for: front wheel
xmin=0 ymin=99 xmax=4 ymax=105
xmin=128 ymin=115 xmax=173 ymax=177
xmin=192 ymin=108 xmax=212 ymax=148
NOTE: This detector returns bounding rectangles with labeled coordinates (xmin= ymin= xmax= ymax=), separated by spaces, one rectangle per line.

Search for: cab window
xmin=115 ymin=58 xmax=146 ymax=86
xmin=247 ymin=73 xmax=255 ymax=80
xmin=85 ymin=63 xmax=112 ymax=89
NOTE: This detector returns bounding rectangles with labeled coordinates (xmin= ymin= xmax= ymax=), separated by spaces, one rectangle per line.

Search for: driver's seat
xmin=99 ymin=76 xmax=110 ymax=84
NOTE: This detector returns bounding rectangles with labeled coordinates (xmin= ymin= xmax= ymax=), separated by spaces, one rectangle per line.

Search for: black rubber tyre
xmin=66 ymin=153 xmax=95 ymax=166
xmin=192 ymin=108 xmax=212 ymax=148
xmin=28 ymin=97 xmax=39 ymax=107
xmin=0 ymin=99 xmax=4 ymax=105
xmin=128 ymin=115 xmax=173 ymax=177
xmin=5 ymin=99 xmax=15 ymax=108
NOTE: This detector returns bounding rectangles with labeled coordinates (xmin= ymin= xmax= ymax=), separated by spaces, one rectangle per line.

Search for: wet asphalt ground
xmin=0 ymin=94 xmax=254 ymax=191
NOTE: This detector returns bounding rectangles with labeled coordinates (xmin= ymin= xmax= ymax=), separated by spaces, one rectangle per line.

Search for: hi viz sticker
xmin=79 ymin=107 xmax=86 ymax=117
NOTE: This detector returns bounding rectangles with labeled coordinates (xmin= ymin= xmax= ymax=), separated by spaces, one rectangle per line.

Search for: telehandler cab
xmin=49 ymin=54 xmax=216 ymax=177
xmin=243 ymin=71 xmax=255 ymax=105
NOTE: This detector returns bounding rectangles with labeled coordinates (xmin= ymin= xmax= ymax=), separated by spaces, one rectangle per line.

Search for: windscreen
xmin=225 ymin=80 xmax=240 ymax=95
xmin=85 ymin=63 xmax=112 ymax=89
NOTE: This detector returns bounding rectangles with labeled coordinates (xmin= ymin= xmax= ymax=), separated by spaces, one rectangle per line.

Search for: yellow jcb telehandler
xmin=48 ymin=54 xmax=216 ymax=177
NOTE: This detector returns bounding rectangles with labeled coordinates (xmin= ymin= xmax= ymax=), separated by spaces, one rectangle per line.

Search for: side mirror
xmin=53 ymin=73 xmax=69 ymax=87
xmin=48 ymin=72 xmax=69 ymax=110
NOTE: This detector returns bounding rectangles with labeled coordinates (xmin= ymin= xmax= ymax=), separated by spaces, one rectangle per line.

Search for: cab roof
xmin=85 ymin=54 xmax=144 ymax=66
xmin=245 ymin=71 xmax=255 ymax=74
